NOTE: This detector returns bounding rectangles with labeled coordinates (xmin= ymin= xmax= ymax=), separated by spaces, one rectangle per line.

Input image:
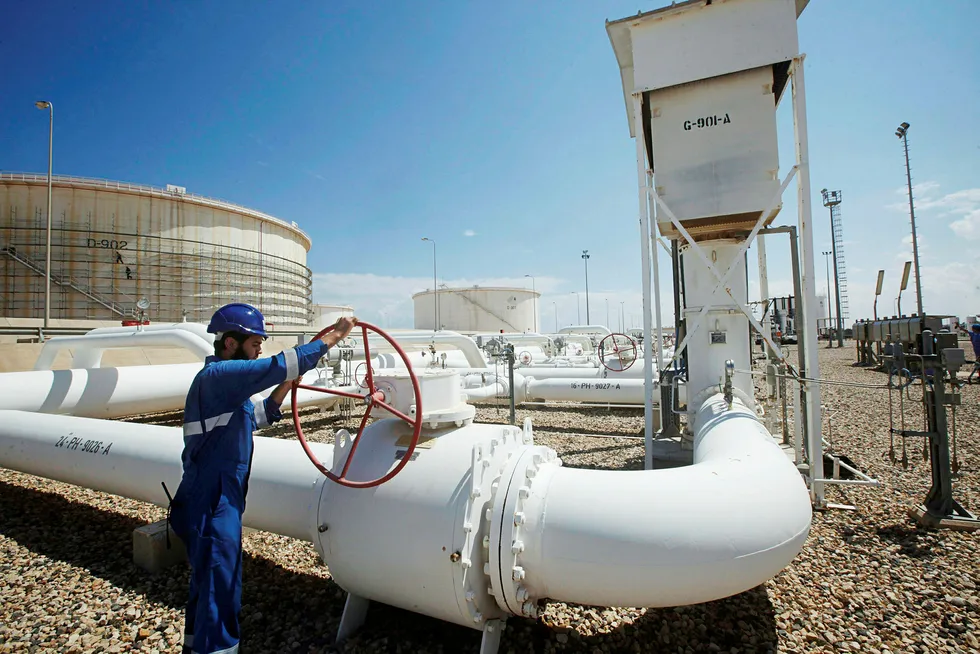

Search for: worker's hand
xmin=290 ymin=375 xmax=304 ymax=389
xmin=333 ymin=316 xmax=357 ymax=339
xmin=318 ymin=316 xmax=357 ymax=349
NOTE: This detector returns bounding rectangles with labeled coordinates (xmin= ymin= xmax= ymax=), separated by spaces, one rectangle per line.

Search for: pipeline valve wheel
xmin=291 ymin=321 xmax=423 ymax=489
xmin=597 ymin=333 xmax=639 ymax=372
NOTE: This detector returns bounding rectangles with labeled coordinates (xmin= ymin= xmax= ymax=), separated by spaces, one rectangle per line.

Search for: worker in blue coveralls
xmin=168 ymin=302 xmax=357 ymax=654
xmin=968 ymin=323 xmax=980 ymax=384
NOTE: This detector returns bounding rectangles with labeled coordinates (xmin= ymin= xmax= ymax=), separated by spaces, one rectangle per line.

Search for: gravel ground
xmin=2 ymin=344 xmax=979 ymax=653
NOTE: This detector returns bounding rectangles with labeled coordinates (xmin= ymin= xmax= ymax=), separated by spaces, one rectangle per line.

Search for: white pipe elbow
xmin=508 ymin=394 xmax=810 ymax=609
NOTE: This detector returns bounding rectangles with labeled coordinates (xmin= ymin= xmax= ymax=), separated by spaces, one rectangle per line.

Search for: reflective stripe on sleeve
xmin=182 ymin=411 xmax=234 ymax=437
xmin=254 ymin=399 xmax=269 ymax=428
xmin=284 ymin=348 xmax=299 ymax=379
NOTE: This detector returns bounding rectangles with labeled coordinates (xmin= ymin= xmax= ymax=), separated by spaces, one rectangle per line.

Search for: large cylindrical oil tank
xmin=312 ymin=303 xmax=354 ymax=331
xmin=0 ymin=173 xmax=312 ymax=325
xmin=413 ymin=286 xmax=539 ymax=333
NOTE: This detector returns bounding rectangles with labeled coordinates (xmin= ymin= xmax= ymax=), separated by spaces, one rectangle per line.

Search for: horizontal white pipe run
xmin=0 ymin=363 xmax=204 ymax=418
xmin=558 ymin=325 xmax=612 ymax=336
xmin=516 ymin=394 xmax=811 ymax=607
xmin=34 ymin=324 xmax=213 ymax=370
xmin=465 ymin=367 xmax=596 ymax=380
xmin=0 ymin=411 xmax=334 ymax=541
xmin=356 ymin=331 xmax=486 ymax=369
xmin=0 ymin=364 xmax=345 ymax=419
xmin=374 ymin=351 xmax=481 ymax=371
xmin=524 ymin=359 xmax=595 ymax=368
xmin=525 ymin=378 xmax=648 ymax=404
xmin=461 ymin=383 xmax=507 ymax=400
xmin=460 ymin=373 xmax=656 ymax=406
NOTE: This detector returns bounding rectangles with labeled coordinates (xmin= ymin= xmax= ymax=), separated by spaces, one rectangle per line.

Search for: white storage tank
xmin=0 ymin=173 xmax=312 ymax=325
xmin=311 ymin=303 xmax=354 ymax=331
xmin=413 ymin=286 xmax=539 ymax=333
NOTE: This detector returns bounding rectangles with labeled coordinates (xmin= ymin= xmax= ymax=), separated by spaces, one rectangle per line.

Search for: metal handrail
xmin=0 ymin=171 xmax=310 ymax=242
xmin=1 ymin=244 xmax=132 ymax=317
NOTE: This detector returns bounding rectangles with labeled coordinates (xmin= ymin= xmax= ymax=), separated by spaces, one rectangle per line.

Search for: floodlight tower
xmin=821 ymin=189 xmax=846 ymax=347
xmin=821 ymin=250 xmax=833 ymax=347
xmin=895 ymin=122 xmax=923 ymax=316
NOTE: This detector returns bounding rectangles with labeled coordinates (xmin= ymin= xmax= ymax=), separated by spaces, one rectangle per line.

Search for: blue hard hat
xmin=207 ymin=303 xmax=268 ymax=338
xmin=973 ymin=323 xmax=980 ymax=331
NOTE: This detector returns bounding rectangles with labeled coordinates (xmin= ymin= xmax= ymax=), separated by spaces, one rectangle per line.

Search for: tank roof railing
xmin=0 ymin=171 xmax=310 ymax=245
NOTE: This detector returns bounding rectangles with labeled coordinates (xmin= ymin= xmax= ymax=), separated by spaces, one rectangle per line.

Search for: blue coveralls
xmin=969 ymin=330 xmax=980 ymax=383
xmin=169 ymin=340 xmax=329 ymax=654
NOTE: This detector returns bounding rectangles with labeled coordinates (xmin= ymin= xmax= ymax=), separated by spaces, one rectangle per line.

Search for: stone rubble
xmin=0 ymin=345 xmax=978 ymax=652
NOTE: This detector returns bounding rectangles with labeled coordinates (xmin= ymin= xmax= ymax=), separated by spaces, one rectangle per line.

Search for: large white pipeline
xmin=353 ymin=330 xmax=487 ymax=369
xmin=0 ymin=363 xmax=205 ymax=417
xmin=525 ymin=377 xmax=647 ymax=404
xmin=461 ymin=371 xmax=652 ymax=405
xmin=0 ymin=389 xmax=809 ymax=634
xmin=558 ymin=325 xmax=612 ymax=336
xmin=0 ymin=411 xmax=333 ymax=540
xmin=33 ymin=323 xmax=214 ymax=370
xmin=0 ymin=364 xmax=348 ymax=418
xmin=515 ymin=393 xmax=810 ymax=607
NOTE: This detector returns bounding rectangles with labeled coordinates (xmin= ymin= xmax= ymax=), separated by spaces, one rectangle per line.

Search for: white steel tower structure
xmin=606 ymin=0 xmax=827 ymax=504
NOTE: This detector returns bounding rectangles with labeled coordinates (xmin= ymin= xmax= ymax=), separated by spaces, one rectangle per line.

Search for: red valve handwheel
xmin=597 ymin=332 xmax=638 ymax=372
xmin=291 ymin=321 xmax=423 ymax=489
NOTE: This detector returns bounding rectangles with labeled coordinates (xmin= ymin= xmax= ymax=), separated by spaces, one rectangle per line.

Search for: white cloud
xmin=463 ymin=229 xmax=477 ymax=237
xmin=887 ymin=184 xmax=980 ymax=239
xmin=941 ymin=189 xmax=980 ymax=240
xmin=920 ymin=260 xmax=980 ymax=318
xmin=887 ymin=180 xmax=941 ymax=213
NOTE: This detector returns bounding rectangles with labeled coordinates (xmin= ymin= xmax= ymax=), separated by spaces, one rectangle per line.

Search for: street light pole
xmin=525 ymin=274 xmax=536 ymax=333
xmin=581 ymin=250 xmax=591 ymax=324
xmin=36 ymin=100 xmax=54 ymax=329
xmin=895 ymin=122 xmax=923 ymax=316
xmin=421 ymin=237 xmax=437 ymax=332
xmin=822 ymin=250 xmax=833 ymax=347
xmin=619 ymin=301 xmax=625 ymax=333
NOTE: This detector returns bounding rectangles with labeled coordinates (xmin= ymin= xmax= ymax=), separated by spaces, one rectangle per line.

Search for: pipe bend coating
xmin=511 ymin=394 xmax=811 ymax=608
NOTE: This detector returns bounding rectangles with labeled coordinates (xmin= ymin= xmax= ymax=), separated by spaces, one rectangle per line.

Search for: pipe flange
xmin=487 ymin=442 xmax=556 ymax=618
xmin=456 ymin=426 xmax=523 ymax=626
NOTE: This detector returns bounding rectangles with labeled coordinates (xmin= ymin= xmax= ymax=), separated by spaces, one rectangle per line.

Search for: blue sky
xmin=2 ymin=0 xmax=978 ymax=330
